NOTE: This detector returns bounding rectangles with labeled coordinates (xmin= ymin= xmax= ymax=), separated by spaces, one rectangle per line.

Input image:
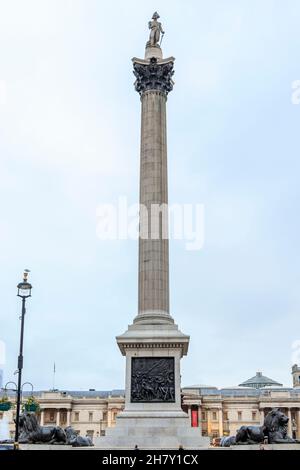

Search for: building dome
xmin=238 ymin=371 xmax=282 ymax=389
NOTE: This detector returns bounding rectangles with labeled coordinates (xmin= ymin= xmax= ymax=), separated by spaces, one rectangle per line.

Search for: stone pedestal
xmin=145 ymin=44 xmax=163 ymax=60
xmin=96 ymin=416 xmax=206 ymax=449
xmin=96 ymin=321 xmax=209 ymax=448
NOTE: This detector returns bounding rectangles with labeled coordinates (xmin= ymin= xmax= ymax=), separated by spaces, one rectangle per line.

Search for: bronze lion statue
xmin=235 ymin=425 xmax=264 ymax=444
xmin=234 ymin=408 xmax=299 ymax=445
xmin=65 ymin=426 xmax=93 ymax=447
xmin=264 ymin=408 xmax=297 ymax=443
xmin=17 ymin=412 xmax=93 ymax=446
xmin=18 ymin=412 xmax=66 ymax=444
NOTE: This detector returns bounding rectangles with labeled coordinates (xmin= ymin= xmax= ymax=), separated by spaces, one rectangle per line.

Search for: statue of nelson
xmin=147 ymin=12 xmax=164 ymax=47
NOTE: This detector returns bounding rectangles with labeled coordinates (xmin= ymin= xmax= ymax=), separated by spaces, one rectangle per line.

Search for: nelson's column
xmin=96 ymin=13 xmax=209 ymax=448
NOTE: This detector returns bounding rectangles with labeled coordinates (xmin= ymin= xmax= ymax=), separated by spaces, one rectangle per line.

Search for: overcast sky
xmin=1 ymin=0 xmax=300 ymax=392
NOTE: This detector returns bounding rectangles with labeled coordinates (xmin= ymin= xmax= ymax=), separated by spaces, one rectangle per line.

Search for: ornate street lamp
xmin=17 ymin=270 xmax=32 ymax=298
xmin=14 ymin=270 xmax=32 ymax=449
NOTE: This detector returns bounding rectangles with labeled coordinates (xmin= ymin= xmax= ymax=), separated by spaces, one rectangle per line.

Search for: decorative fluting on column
xmin=132 ymin=56 xmax=175 ymax=324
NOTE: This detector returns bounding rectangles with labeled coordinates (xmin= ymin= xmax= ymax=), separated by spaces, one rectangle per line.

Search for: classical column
xmin=198 ymin=406 xmax=202 ymax=435
xmin=288 ymin=408 xmax=292 ymax=437
xmin=117 ymin=42 xmax=190 ymax=417
xmin=297 ymin=409 xmax=300 ymax=439
xmin=133 ymin=54 xmax=174 ymax=325
xmin=56 ymin=409 xmax=60 ymax=427
xmin=187 ymin=405 xmax=192 ymax=424
xmin=40 ymin=410 xmax=44 ymax=426
xmin=207 ymin=410 xmax=212 ymax=436
xmin=107 ymin=409 xmax=112 ymax=428
xmin=67 ymin=409 xmax=71 ymax=426
xmin=218 ymin=408 xmax=223 ymax=437
xmin=259 ymin=409 xmax=265 ymax=425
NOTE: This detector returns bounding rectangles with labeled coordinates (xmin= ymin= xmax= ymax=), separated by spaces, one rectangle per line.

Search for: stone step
xmin=105 ymin=426 xmax=202 ymax=438
xmin=115 ymin=417 xmax=191 ymax=428
xmin=95 ymin=434 xmax=210 ymax=449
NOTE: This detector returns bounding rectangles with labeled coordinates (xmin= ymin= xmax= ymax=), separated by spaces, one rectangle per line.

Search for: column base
xmin=95 ymin=412 xmax=209 ymax=449
xmin=133 ymin=310 xmax=174 ymax=325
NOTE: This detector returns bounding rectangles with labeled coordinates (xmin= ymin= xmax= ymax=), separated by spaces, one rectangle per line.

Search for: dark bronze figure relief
xmin=131 ymin=357 xmax=175 ymax=402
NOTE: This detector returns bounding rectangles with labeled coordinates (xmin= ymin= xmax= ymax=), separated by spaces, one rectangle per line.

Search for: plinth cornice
xmin=116 ymin=324 xmax=190 ymax=357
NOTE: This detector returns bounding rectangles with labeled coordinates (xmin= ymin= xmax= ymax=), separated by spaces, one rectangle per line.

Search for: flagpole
xmin=52 ymin=362 xmax=56 ymax=391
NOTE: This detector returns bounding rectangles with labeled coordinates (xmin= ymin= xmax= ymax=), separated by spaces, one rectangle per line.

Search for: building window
xmin=201 ymin=412 xmax=206 ymax=421
xmin=223 ymin=412 xmax=228 ymax=421
xmin=50 ymin=411 xmax=55 ymax=422
xmin=74 ymin=412 xmax=79 ymax=422
xmin=100 ymin=430 xmax=106 ymax=436
xmin=252 ymin=411 xmax=257 ymax=421
xmin=238 ymin=411 xmax=242 ymax=421
xmin=102 ymin=412 xmax=107 ymax=422
xmin=212 ymin=411 xmax=217 ymax=421
xmin=89 ymin=412 xmax=93 ymax=423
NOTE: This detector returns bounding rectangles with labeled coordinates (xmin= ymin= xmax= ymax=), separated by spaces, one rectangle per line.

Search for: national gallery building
xmin=2 ymin=365 xmax=300 ymax=442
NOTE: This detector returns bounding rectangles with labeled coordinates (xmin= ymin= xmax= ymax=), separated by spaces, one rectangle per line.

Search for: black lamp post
xmin=14 ymin=270 xmax=32 ymax=449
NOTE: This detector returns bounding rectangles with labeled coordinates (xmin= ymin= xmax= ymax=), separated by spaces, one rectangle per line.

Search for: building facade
xmin=1 ymin=366 xmax=300 ymax=442
xmin=1 ymin=390 xmax=125 ymax=441
xmin=182 ymin=385 xmax=300 ymax=440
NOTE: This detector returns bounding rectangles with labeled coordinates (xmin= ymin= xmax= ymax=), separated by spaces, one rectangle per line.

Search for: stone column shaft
xmin=198 ymin=406 xmax=202 ymax=434
xmin=288 ymin=408 xmax=292 ymax=437
xmin=56 ymin=409 xmax=60 ymax=426
xmin=187 ymin=405 xmax=192 ymax=423
xmin=107 ymin=409 xmax=112 ymax=428
xmin=218 ymin=408 xmax=223 ymax=437
xmin=67 ymin=410 xmax=71 ymax=426
xmin=207 ymin=410 xmax=212 ymax=436
xmin=138 ymin=90 xmax=169 ymax=316
xmin=132 ymin=55 xmax=174 ymax=325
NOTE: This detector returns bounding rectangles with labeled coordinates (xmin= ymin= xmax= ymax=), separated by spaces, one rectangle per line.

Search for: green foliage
xmin=22 ymin=396 xmax=40 ymax=412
